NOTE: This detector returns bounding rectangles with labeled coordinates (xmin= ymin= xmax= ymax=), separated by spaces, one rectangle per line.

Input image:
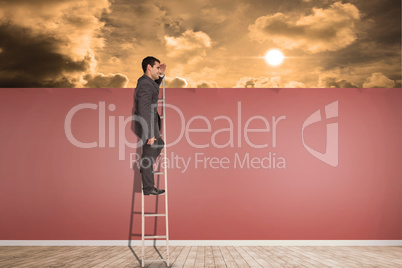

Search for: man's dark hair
xmin=142 ymin=56 xmax=160 ymax=73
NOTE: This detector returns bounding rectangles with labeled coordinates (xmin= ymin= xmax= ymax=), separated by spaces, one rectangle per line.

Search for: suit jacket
xmin=132 ymin=74 xmax=163 ymax=141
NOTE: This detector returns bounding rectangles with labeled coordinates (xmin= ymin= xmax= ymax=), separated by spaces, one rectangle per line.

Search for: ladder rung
xmin=143 ymin=192 xmax=165 ymax=196
xmin=144 ymin=235 xmax=166 ymax=239
xmin=160 ymin=116 xmax=164 ymax=119
xmin=144 ymin=213 xmax=166 ymax=217
xmin=153 ymin=172 xmax=165 ymax=175
xmin=143 ymin=259 xmax=167 ymax=262
xmin=158 ymin=99 xmax=164 ymax=103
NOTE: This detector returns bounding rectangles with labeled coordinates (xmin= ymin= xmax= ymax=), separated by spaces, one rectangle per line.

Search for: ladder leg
xmin=141 ymin=184 xmax=145 ymax=268
xmin=163 ymin=76 xmax=170 ymax=266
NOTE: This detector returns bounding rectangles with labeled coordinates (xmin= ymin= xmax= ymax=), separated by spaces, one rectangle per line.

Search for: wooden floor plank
xmin=244 ymin=246 xmax=275 ymax=268
xmin=121 ymin=245 xmax=161 ymax=268
xmin=162 ymin=245 xmax=184 ymax=268
xmin=69 ymin=246 xmax=117 ymax=268
xmin=101 ymin=246 xmax=141 ymax=267
xmin=301 ymin=246 xmax=348 ymax=267
xmin=59 ymin=246 xmax=116 ymax=267
xmin=234 ymin=246 xmax=262 ymax=267
xmin=284 ymin=247 xmax=331 ymax=268
xmin=204 ymin=246 xmax=215 ymax=268
xmin=2 ymin=246 xmax=54 ymax=267
xmin=16 ymin=246 xmax=96 ymax=268
xmin=219 ymin=246 xmax=238 ymax=268
xmin=194 ymin=246 xmax=205 ymax=268
xmin=183 ymin=246 xmax=197 ymax=268
xmin=78 ymin=246 xmax=124 ymax=267
xmin=279 ymin=246 xmax=324 ymax=268
xmin=0 ymin=245 xmax=401 ymax=267
xmin=170 ymin=246 xmax=191 ymax=267
xmin=227 ymin=246 xmax=250 ymax=267
xmin=100 ymin=246 xmax=140 ymax=268
xmin=0 ymin=246 xmax=52 ymax=267
xmin=256 ymin=246 xmax=289 ymax=267
xmin=273 ymin=246 xmax=315 ymax=267
xmin=324 ymin=246 xmax=375 ymax=267
xmin=143 ymin=246 xmax=167 ymax=268
xmin=335 ymin=246 xmax=402 ymax=267
xmin=212 ymin=246 xmax=226 ymax=268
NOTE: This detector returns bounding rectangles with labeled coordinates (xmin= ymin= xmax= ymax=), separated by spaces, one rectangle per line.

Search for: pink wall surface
xmin=0 ymin=88 xmax=401 ymax=240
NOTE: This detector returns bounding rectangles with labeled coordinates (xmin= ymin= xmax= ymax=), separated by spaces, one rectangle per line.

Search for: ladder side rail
xmin=162 ymin=77 xmax=170 ymax=266
xmin=141 ymin=179 xmax=145 ymax=267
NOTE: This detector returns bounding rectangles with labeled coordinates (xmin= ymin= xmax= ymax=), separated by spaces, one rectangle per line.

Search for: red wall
xmin=0 ymin=88 xmax=401 ymax=240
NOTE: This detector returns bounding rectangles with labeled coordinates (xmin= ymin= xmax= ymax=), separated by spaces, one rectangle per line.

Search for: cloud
xmin=195 ymin=80 xmax=219 ymax=88
xmin=318 ymin=75 xmax=359 ymax=88
xmin=363 ymin=72 xmax=396 ymax=88
xmin=234 ymin=76 xmax=307 ymax=88
xmin=284 ymin=81 xmax=306 ymax=88
xmin=234 ymin=77 xmax=279 ymax=88
xmin=0 ymin=0 xmax=400 ymax=89
xmin=0 ymin=0 xmax=127 ymax=87
xmin=248 ymin=1 xmax=361 ymax=53
xmin=102 ymin=1 xmax=175 ymax=43
xmin=317 ymin=71 xmax=398 ymax=88
xmin=0 ymin=0 xmax=110 ymax=60
xmin=165 ymin=30 xmax=212 ymax=63
xmin=165 ymin=76 xmax=219 ymax=88
xmin=200 ymin=7 xmax=227 ymax=24
xmin=84 ymin=73 xmax=128 ymax=88
xmin=166 ymin=77 xmax=188 ymax=88
xmin=0 ymin=23 xmax=89 ymax=87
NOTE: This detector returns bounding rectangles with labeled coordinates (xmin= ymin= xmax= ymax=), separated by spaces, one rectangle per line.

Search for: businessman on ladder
xmin=133 ymin=56 xmax=166 ymax=196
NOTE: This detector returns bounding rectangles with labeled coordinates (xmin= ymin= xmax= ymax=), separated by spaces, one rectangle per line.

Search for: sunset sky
xmin=0 ymin=0 xmax=400 ymax=88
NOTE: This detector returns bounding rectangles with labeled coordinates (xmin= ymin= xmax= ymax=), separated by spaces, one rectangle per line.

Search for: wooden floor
xmin=0 ymin=246 xmax=401 ymax=267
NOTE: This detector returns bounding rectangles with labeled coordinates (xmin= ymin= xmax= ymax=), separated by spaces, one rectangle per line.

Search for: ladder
xmin=141 ymin=77 xmax=170 ymax=267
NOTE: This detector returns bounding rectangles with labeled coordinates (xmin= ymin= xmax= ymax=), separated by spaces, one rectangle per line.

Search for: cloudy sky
xmin=0 ymin=0 xmax=400 ymax=88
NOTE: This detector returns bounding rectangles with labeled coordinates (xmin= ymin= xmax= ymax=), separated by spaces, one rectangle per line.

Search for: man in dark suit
xmin=133 ymin=56 xmax=166 ymax=195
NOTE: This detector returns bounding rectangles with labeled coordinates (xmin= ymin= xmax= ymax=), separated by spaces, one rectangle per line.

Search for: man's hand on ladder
xmin=147 ymin=137 xmax=156 ymax=145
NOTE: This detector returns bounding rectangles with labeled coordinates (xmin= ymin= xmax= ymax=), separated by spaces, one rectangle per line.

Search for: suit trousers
xmin=140 ymin=137 xmax=165 ymax=193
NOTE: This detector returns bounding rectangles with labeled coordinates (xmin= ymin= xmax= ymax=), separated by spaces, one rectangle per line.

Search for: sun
xmin=264 ymin=49 xmax=285 ymax=66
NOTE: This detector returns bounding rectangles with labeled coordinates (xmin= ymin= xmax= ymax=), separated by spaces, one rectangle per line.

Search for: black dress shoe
xmin=144 ymin=188 xmax=165 ymax=195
